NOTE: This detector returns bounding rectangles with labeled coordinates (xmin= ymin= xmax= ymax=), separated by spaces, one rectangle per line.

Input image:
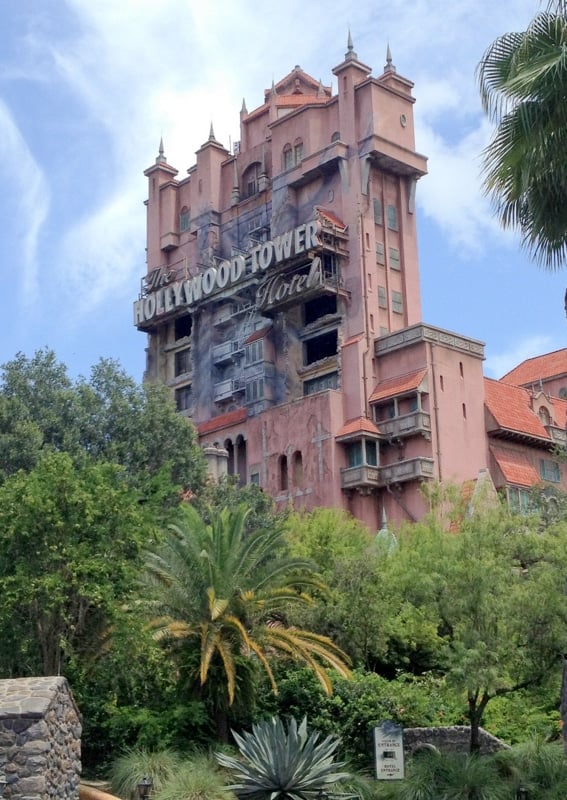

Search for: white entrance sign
xmin=374 ymin=721 xmax=405 ymax=781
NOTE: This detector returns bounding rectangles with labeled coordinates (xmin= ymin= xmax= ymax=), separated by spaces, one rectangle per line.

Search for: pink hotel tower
xmin=134 ymin=37 xmax=567 ymax=529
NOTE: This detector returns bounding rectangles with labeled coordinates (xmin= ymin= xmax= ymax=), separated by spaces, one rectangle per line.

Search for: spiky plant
xmin=216 ymin=717 xmax=350 ymax=800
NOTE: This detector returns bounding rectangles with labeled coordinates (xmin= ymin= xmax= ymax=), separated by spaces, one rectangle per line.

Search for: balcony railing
xmin=378 ymin=411 xmax=431 ymax=441
xmin=341 ymin=457 xmax=435 ymax=490
xmin=212 ymin=340 xmax=242 ymax=364
xmin=213 ymin=377 xmax=245 ymax=402
xmin=547 ymin=425 xmax=567 ymax=447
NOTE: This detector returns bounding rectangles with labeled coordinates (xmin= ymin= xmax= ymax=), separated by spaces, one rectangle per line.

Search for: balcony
xmin=547 ymin=425 xmax=567 ymax=447
xmin=213 ymin=377 xmax=245 ymax=402
xmin=212 ymin=340 xmax=242 ymax=365
xmin=379 ymin=411 xmax=431 ymax=441
xmin=340 ymin=457 xmax=435 ymax=491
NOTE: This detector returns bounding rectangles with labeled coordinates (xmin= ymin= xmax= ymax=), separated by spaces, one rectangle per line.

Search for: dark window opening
xmin=292 ymin=451 xmax=303 ymax=487
xmin=304 ymin=295 xmax=337 ymax=324
xmin=174 ymin=348 xmax=191 ymax=376
xmin=175 ymin=385 xmax=192 ymax=412
xmin=175 ymin=315 xmax=192 ymax=340
xmin=304 ymin=330 xmax=338 ymax=365
xmin=279 ymin=455 xmax=288 ymax=491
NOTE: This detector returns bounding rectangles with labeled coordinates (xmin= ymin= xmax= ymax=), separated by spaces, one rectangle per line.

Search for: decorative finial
xmin=384 ymin=43 xmax=396 ymax=73
xmin=271 ymin=78 xmax=277 ymax=96
xmin=345 ymin=28 xmax=357 ymax=60
xmin=208 ymin=122 xmax=216 ymax=142
xmin=317 ymin=78 xmax=325 ymax=97
xmin=156 ymin=137 xmax=166 ymax=163
xmin=241 ymin=97 xmax=248 ymax=114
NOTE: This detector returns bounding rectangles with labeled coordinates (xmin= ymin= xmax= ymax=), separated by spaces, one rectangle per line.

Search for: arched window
xmin=279 ymin=455 xmax=288 ymax=491
xmin=242 ymin=163 xmax=261 ymax=198
xmin=331 ymin=131 xmax=340 ymax=143
xmin=283 ymin=144 xmax=293 ymax=171
xmin=292 ymin=451 xmax=303 ymax=488
xmin=179 ymin=206 xmax=190 ymax=232
xmin=294 ymin=138 xmax=303 ymax=164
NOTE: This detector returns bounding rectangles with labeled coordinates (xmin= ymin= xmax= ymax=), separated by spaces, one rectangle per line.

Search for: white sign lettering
xmin=134 ymin=221 xmax=322 ymax=325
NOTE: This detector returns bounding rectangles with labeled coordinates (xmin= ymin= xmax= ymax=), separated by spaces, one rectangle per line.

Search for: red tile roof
xmin=244 ymin=325 xmax=272 ymax=345
xmin=484 ymin=378 xmax=550 ymax=441
xmin=500 ymin=348 xmax=567 ymax=386
xmin=490 ymin=446 xmax=540 ymax=487
xmin=317 ymin=207 xmax=347 ymax=230
xmin=369 ymin=369 xmax=427 ymax=403
xmin=197 ymin=408 xmax=247 ymax=436
xmin=336 ymin=416 xmax=381 ymax=440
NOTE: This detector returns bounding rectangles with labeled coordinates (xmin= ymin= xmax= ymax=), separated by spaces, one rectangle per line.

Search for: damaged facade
xmin=134 ymin=38 xmax=567 ymax=528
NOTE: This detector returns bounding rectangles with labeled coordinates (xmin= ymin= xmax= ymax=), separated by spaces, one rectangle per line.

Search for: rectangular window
xmin=387 ymin=204 xmax=398 ymax=231
xmin=373 ymin=199 xmax=383 ymax=225
xmin=294 ymin=142 xmax=303 ymax=163
xmin=245 ymin=378 xmax=264 ymax=404
xmin=376 ymin=242 xmax=385 ymax=265
xmin=540 ymin=459 xmax=561 ymax=483
xmin=174 ymin=348 xmax=191 ymax=376
xmin=378 ymin=286 xmax=387 ymax=309
xmin=365 ymin=440 xmax=378 ymax=466
xmin=175 ymin=385 xmax=192 ymax=412
xmin=245 ymin=339 xmax=263 ymax=365
xmin=179 ymin=211 xmax=190 ymax=232
xmin=388 ymin=247 xmax=401 ymax=270
xmin=347 ymin=442 xmax=363 ymax=468
xmin=392 ymin=290 xmax=403 ymax=314
xmin=304 ymin=372 xmax=338 ymax=396
xmin=284 ymin=148 xmax=294 ymax=170
xmin=508 ymin=487 xmax=532 ymax=514
xmin=250 ymin=472 xmax=260 ymax=486
xmin=304 ymin=330 xmax=338 ymax=366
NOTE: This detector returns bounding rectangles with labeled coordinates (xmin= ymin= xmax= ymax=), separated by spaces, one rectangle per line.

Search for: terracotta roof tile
xmin=316 ymin=207 xmax=347 ymax=230
xmin=484 ymin=378 xmax=550 ymax=441
xmin=369 ymin=369 xmax=427 ymax=403
xmin=197 ymin=408 xmax=247 ymax=436
xmin=490 ymin=446 xmax=540 ymax=487
xmin=500 ymin=348 xmax=567 ymax=386
xmin=244 ymin=325 xmax=272 ymax=345
xmin=336 ymin=416 xmax=381 ymax=440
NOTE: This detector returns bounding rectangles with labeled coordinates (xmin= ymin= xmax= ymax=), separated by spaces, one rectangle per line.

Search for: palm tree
xmin=476 ymin=1 xmax=567 ymax=270
xmin=144 ymin=504 xmax=351 ymax=739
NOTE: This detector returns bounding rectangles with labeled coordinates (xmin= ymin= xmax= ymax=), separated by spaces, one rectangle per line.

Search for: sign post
xmin=374 ymin=721 xmax=405 ymax=781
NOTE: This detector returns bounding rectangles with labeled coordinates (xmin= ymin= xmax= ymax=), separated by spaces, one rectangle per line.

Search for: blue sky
xmin=1 ymin=0 xmax=565 ymax=382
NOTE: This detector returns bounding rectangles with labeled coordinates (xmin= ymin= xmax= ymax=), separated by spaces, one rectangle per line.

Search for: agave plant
xmin=216 ymin=717 xmax=350 ymax=800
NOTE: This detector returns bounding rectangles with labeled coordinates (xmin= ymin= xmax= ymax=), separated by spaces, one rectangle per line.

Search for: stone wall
xmin=0 ymin=676 xmax=82 ymax=800
xmin=404 ymin=725 xmax=509 ymax=756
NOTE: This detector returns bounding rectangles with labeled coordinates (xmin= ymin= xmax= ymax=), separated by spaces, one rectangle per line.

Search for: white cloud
xmin=0 ymin=98 xmax=49 ymax=304
xmin=484 ymin=335 xmax=556 ymax=379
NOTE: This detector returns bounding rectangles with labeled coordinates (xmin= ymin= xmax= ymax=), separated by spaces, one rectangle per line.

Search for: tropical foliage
xmin=477 ymin=1 xmax=567 ymax=269
xmin=144 ymin=504 xmax=351 ymax=738
xmin=216 ymin=717 xmax=349 ymax=800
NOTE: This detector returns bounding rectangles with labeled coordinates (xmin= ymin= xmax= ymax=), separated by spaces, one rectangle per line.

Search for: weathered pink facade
xmin=134 ymin=39 xmax=566 ymax=528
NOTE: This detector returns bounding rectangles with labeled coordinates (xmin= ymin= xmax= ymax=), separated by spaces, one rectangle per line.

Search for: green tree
xmin=0 ymin=349 xmax=206 ymax=505
xmin=0 ymin=451 xmax=150 ymax=677
xmin=144 ymin=504 xmax=351 ymax=740
xmin=386 ymin=507 xmax=567 ymax=752
xmin=477 ymin=1 xmax=567 ymax=269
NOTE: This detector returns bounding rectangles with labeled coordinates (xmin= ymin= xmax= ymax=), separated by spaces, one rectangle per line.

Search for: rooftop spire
xmin=208 ymin=122 xmax=216 ymax=142
xmin=241 ymin=97 xmax=248 ymax=114
xmin=345 ymin=28 xmax=358 ymax=61
xmin=384 ymin=43 xmax=396 ymax=73
xmin=156 ymin=137 xmax=166 ymax=163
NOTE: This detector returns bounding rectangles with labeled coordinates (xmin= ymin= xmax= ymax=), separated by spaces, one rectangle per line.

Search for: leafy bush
xmin=153 ymin=754 xmax=231 ymax=800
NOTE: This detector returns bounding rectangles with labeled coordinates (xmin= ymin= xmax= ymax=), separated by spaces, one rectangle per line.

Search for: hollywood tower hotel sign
xmin=133 ymin=221 xmax=324 ymax=324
